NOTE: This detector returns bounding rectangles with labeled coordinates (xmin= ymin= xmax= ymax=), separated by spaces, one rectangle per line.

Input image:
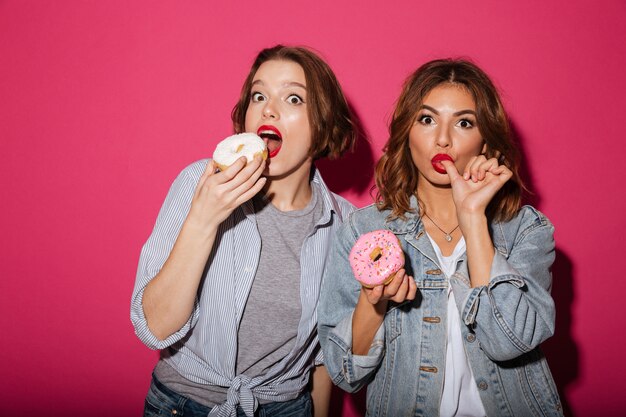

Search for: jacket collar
xmin=384 ymin=195 xmax=421 ymax=234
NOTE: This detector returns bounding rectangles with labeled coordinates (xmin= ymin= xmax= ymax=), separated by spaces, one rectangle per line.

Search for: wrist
xmin=458 ymin=212 xmax=488 ymax=235
xmin=359 ymin=288 xmax=388 ymax=315
xmin=181 ymin=215 xmax=219 ymax=244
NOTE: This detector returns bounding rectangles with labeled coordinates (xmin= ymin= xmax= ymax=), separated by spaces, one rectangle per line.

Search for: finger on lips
xmin=441 ymin=160 xmax=460 ymax=178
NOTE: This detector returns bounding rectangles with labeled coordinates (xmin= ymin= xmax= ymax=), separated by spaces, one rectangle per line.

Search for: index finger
xmin=217 ymin=156 xmax=248 ymax=182
xmin=441 ymin=160 xmax=462 ymax=181
xmin=197 ymin=159 xmax=218 ymax=190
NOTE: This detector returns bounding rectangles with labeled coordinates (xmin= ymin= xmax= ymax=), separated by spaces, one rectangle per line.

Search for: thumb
xmin=368 ymin=285 xmax=383 ymax=304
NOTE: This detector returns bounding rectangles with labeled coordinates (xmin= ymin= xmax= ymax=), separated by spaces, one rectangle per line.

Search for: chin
xmin=421 ymin=173 xmax=451 ymax=187
xmin=263 ymin=163 xmax=286 ymax=179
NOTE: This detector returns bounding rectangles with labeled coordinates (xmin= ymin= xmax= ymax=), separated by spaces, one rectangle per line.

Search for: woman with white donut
xmin=131 ymin=45 xmax=357 ymax=417
xmin=318 ymin=59 xmax=563 ymax=416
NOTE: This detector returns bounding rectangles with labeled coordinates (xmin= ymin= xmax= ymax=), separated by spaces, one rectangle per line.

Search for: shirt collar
xmin=311 ymin=165 xmax=343 ymax=221
xmin=242 ymin=165 xmax=344 ymax=223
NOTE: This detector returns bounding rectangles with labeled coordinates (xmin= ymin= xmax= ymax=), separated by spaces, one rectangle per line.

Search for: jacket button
xmin=425 ymin=269 xmax=442 ymax=275
xmin=478 ymin=381 xmax=488 ymax=390
xmin=466 ymin=333 xmax=476 ymax=342
xmin=419 ymin=366 xmax=438 ymax=373
xmin=423 ymin=316 xmax=441 ymax=323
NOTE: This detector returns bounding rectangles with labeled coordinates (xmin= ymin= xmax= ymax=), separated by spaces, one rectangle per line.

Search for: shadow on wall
xmin=330 ymin=385 xmax=366 ymax=417
xmin=316 ymin=101 xmax=376 ymax=197
xmin=512 ymin=121 xmax=579 ymax=417
xmin=543 ymin=249 xmax=578 ymax=417
xmin=511 ymin=121 xmax=541 ymax=210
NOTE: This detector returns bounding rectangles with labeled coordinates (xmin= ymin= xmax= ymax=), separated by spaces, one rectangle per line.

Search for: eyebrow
xmin=420 ymin=104 xmax=476 ymax=117
xmin=251 ymin=80 xmax=307 ymax=90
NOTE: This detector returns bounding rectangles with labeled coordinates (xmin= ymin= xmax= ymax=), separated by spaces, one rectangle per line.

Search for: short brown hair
xmin=232 ymin=45 xmax=356 ymax=160
xmin=375 ymin=59 xmax=524 ymax=222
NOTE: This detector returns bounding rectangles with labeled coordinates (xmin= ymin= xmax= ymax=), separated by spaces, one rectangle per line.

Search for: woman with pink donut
xmin=318 ymin=60 xmax=563 ymax=416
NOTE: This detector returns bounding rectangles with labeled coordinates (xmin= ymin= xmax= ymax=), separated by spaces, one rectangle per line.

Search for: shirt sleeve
xmin=317 ymin=218 xmax=386 ymax=393
xmin=450 ymin=207 xmax=556 ymax=361
xmin=130 ymin=164 xmax=203 ymax=350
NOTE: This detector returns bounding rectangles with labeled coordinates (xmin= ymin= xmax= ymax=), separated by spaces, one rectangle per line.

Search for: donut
xmin=212 ymin=133 xmax=267 ymax=171
xmin=349 ymin=229 xmax=404 ymax=288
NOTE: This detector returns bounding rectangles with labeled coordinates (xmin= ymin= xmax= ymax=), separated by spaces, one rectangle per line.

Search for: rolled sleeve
xmin=452 ymin=251 xmax=526 ymax=326
xmin=327 ymin=311 xmax=385 ymax=388
xmin=130 ymin=289 xmax=200 ymax=350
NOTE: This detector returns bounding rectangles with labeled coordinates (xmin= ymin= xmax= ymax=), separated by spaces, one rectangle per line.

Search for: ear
xmin=481 ymin=142 xmax=488 ymax=154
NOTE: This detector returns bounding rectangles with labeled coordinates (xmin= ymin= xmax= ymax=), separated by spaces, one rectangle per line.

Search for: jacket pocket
xmin=385 ymin=302 xmax=404 ymax=343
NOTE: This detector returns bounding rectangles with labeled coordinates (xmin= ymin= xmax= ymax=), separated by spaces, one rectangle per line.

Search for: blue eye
xmin=251 ymin=92 xmax=266 ymax=102
xmin=286 ymin=94 xmax=304 ymax=105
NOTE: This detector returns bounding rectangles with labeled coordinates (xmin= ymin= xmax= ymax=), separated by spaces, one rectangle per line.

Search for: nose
xmin=262 ymin=99 xmax=278 ymax=120
xmin=435 ymin=125 xmax=451 ymax=148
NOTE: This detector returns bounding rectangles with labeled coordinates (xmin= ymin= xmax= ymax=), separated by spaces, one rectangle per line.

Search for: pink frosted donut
xmin=349 ymin=230 xmax=404 ymax=288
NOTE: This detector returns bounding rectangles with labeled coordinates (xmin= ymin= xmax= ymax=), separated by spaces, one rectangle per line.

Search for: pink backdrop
xmin=2 ymin=1 xmax=625 ymax=416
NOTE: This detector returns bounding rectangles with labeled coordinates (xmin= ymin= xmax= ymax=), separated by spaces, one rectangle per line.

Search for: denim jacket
xmin=318 ymin=198 xmax=563 ymax=417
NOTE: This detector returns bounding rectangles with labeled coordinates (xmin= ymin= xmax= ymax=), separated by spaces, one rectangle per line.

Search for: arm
xmin=451 ymin=213 xmax=556 ymax=361
xmin=442 ymin=157 xmax=512 ymax=288
xmin=310 ymin=365 xmax=332 ymax=417
xmin=132 ymin=157 xmax=266 ymax=345
xmin=352 ymin=270 xmax=416 ymax=355
xmin=442 ymin=158 xmax=556 ymax=360
xmin=317 ymin=220 xmax=416 ymax=392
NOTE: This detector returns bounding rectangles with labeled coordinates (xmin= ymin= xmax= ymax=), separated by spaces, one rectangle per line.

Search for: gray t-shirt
xmin=155 ymin=183 xmax=323 ymax=407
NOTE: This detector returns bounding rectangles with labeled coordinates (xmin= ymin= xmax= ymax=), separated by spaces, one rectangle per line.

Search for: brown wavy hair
xmin=375 ymin=59 xmax=524 ymax=222
xmin=231 ymin=45 xmax=357 ymax=160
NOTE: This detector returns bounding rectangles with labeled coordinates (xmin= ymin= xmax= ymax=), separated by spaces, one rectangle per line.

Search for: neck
xmin=263 ymin=163 xmax=314 ymax=211
xmin=416 ymin=180 xmax=456 ymax=221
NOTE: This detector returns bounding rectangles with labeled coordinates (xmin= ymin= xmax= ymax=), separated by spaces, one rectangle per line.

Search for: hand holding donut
xmin=361 ymin=268 xmax=417 ymax=305
xmin=187 ymin=135 xmax=267 ymax=233
xmin=350 ymin=230 xmax=416 ymax=305
xmin=441 ymin=156 xmax=512 ymax=217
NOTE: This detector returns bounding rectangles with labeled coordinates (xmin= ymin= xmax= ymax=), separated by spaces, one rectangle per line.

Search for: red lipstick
xmin=431 ymin=154 xmax=454 ymax=174
xmin=257 ymin=125 xmax=282 ymax=158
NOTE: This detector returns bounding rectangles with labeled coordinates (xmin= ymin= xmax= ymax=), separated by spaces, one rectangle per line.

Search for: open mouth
xmin=431 ymin=154 xmax=454 ymax=174
xmin=257 ymin=125 xmax=282 ymax=158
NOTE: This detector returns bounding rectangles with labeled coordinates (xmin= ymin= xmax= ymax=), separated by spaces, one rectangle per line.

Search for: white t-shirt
xmin=426 ymin=234 xmax=487 ymax=417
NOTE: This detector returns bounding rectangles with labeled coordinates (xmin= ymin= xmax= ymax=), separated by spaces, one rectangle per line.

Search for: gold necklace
xmin=422 ymin=212 xmax=459 ymax=242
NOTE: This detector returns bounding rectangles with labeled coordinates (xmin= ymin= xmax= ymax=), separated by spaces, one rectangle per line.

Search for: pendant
xmin=445 ymin=234 xmax=452 ymax=242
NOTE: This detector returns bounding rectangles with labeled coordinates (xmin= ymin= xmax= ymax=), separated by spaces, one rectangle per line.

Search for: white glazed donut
xmin=212 ymin=133 xmax=267 ymax=171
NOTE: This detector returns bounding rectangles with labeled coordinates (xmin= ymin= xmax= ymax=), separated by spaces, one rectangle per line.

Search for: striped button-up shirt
xmin=131 ymin=159 xmax=355 ymax=417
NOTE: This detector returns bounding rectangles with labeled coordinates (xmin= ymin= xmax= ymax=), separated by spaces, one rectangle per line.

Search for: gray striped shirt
xmin=130 ymin=159 xmax=355 ymax=417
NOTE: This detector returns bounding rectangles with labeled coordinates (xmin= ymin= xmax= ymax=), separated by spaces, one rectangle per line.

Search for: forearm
xmin=460 ymin=213 xmax=494 ymax=288
xmin=351 ymin=289 xmax=387 ymax=355
xmin=311 ymin=365 xmax=331 ymax=417
xmin=143 ymin=218 xmax=219 ymax=340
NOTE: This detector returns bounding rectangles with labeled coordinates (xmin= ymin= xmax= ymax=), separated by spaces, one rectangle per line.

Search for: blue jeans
xmin=144 ymin=374 xmax=312 ymax=417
